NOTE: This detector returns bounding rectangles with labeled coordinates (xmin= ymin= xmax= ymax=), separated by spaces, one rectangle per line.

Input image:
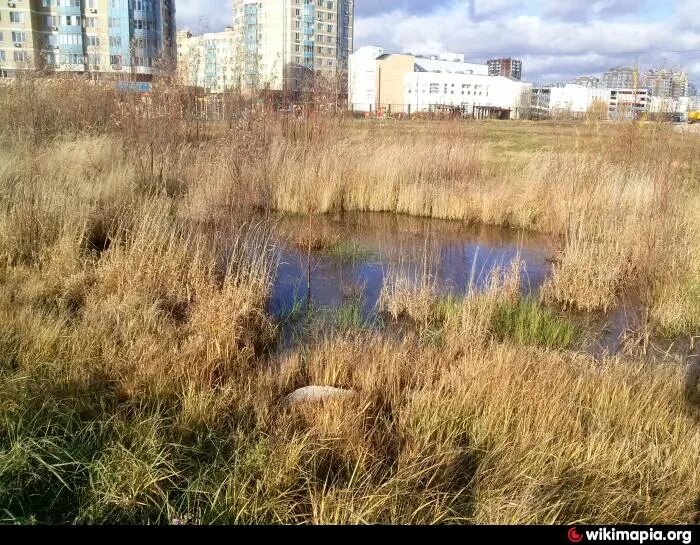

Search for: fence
xmin=349 ymin=103 xmax=526 ymax=120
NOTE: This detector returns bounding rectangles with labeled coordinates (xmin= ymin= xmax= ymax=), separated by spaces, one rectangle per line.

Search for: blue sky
xmin=176 ymin=1 xmax=700 ymax=84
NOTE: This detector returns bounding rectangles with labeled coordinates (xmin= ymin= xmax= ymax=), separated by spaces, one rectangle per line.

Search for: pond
xmin=268 ymin=212 xmax=555 ymax=320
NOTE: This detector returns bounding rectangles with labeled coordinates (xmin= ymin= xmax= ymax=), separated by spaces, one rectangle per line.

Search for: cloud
xmin=174 ymin=0 xmax=700 ymax=85
xmin=542 ymin=0 xmax=644 ymax=22
xmin=176 ymin=0 xmax=230 ymax=32
xmin=355 ymin=1 xmax=700 ymax=84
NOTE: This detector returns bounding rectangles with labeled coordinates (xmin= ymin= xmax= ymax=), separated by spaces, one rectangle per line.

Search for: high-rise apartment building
xmin=177 ymin=27 xmax=240 ymax=93
xmin=570 ymin=75 xmax=601 ymax=88
xmin=602 ymin=67 xmax=636 ymax=90
xmin=643 ymin=69 xmax=689 ymax=99
xmin=231 ymin=0 xmax=354 ymax=93
xmin=0 ymin=0 xmax=176 ymax=78
xmin=671 ymin=71 xmax=688 ymax=98
xmin=487 ymin=58 xmax=522 ymax=80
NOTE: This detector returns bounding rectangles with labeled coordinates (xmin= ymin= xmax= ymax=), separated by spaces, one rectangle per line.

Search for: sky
xmin=176 ymin=0 xmax=700 ymax=85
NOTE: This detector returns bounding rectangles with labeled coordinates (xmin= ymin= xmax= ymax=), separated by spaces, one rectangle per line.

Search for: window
xmin=429 ymin=83 xmax=439 ymax=94
xmin=10 ymin=12 xmax=24 ymax=24
xmin=14 ymin=51 xmax=30 ymax=62
xmin=0 ymin=51 xmax=5 ymax=62
xmin=12 ymin=31 xmax=26 ymax=43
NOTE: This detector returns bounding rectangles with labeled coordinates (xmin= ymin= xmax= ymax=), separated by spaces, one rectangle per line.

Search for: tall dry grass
xmin=0 ymin=78 xmax=698 ymax=524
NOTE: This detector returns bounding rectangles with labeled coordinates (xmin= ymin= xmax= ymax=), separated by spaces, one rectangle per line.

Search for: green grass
xmin=491 ymin=298 xmax=581 ymax=350
xmin=323 ymin=240 xmax=377 ymax=262
xmin=333 ymin=300 xmax=367 ymax=331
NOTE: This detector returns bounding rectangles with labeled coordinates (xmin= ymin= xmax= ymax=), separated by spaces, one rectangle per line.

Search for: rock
xmin=284 ymin=386 xmax=356 ymax=405
xmin=684 ymin=362 xmax=700 ymax=407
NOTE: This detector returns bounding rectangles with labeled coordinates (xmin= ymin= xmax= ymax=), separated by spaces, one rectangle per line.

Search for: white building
xmin=549 ymin=84 xmax=610 ymax=115
xmin=539 ymin=84 xmax=650 ymax=119
xmin=177 ymin=28 xmax=241 ymax=94
xmin=231 ymin=0 xmax=354 ymax=92
xmin=349 ymin=46 xmax=531 ymax=119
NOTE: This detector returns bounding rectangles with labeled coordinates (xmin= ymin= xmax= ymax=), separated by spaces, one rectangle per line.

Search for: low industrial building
xmin=533 ymin=84 xmax=650 ymax=120
xmin=349 ymin=46 xmax=531 ymax=119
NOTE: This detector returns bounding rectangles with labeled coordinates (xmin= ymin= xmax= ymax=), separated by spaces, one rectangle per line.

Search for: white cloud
xmin=355 ymin=2 xmax=700 ymax=83
xmin=176 ymin=0 xmax=230 ymax=32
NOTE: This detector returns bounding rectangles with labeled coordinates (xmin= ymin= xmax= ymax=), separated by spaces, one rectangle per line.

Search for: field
xmin=0 ymin=78 xmax=699 ymax=524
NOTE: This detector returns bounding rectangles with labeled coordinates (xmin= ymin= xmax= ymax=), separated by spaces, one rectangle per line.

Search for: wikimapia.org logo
xmin=567 ymin=527 xmax=693 ymax=544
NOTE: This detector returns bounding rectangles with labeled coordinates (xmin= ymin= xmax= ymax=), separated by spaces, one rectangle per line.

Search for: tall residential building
xmin=231 ymin=0 xmax=354 ymax=93
xmin=0 ymin=0 xmax=176 ymax=78
xmin=487 ymin=58 xmax=522 ymax=80
xmin=671 ymin=71 xmax=688 ymax=98
xmin=177 ymin=27 xmax=240 ymax=93
xmin=602 ymin=66 xmax=636 ymax=90
xmin=570 ymin=75 xmax=601 ymax=88
xmin=689 ymin=83 xmax=698 ymax=97
xmin=643 ymin=70 xmax=673 ymax=98
xmin=643 ymin=69 xmax=689 ymax=99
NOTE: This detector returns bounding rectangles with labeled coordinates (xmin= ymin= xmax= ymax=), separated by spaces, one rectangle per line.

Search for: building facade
xmin=350 ymin=47 xmax=531 ymax=119
xmin=487 ymin=57 xmax=522 ymax=80
xmin=231 ymin=0 xmax=354 ymax=93
xmin=602 ymin=66 xmax=636 ymax=90
xmin=0 ymin=0 xmax=176 ymax=78
xmin=643 ymin=69 xmax=688 ymax=99
xmin=541 ymin=83 xmax=650 ymax=119
xmin=570 ymin=75 xmax=601 ymax=88
xmin=177 ymin=27 xmax=241 ymax=93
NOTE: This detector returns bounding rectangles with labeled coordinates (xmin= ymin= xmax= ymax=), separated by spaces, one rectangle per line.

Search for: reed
xmin=0 ymin=78 xmax=698 ymax=525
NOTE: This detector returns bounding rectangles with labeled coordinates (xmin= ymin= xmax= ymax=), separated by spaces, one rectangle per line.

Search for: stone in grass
xmin=285 ymin=386 xmax=356 ymax=405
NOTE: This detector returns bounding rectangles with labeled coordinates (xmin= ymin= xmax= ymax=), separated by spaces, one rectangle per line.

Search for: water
xmin=254 ymin=212 xmax=689 ymax=360
xmin=268 ymin=212 xmax=555 ymax=320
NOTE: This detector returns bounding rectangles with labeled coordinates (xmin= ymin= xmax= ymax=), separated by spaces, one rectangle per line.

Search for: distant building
xmin=689 ymin=83 xmax=697 ymax=97
xmin=350 ymin=46 xmax=531 ymax=119
xmin=643 ymin=69 xmax=688 ymax=99
xmin=230 ymin=0 xmax=354 ymax=93
xmin=537 ymin=83 xmax=649 ymax=120
xmin=608 ymin=88 xmax=649 ymax=119
xmin=0 ymin=0 xmax=176 ymax=78
xmin=531 ymin=87 xmax=552 ymax=118
xmin=549 ymin=84 xmax=610 ymax=115
xmin=644 ymin=70 xmax=673 ymax=98
xmin=487 ymin=58 xmax=522 ymax=80
xmin=603 ymin=67 xmax=637 ymax=90
xmin=570 ymin=76 xmax=601 ymax=88
xmin=672 ymin=71 xmax=689 ymax=98
xmin=177 ymin=27 xmax=241 ymax=94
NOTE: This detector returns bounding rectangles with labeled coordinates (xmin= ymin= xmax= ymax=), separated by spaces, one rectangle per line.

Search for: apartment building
xmin=350 ymin=46 xmax=530 ymax=119
xmin=231 ymin=0 xmax=354 ymax=92
xmin=570 ymin=75 xmax=601 ymax=88
xmin=0 ymin=0 xmax=176 ymax=78
xmin=177 ymin=27 xmax=241 ymax=93
xmin=602 ymin=66 xmax=636 ymax=89
xmin=487 ymin=57 xmax=522 ymax=80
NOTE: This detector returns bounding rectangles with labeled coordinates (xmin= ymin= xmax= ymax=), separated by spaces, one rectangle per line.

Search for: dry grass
xmin=0 ymin=78 xmax=698 ymax=525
